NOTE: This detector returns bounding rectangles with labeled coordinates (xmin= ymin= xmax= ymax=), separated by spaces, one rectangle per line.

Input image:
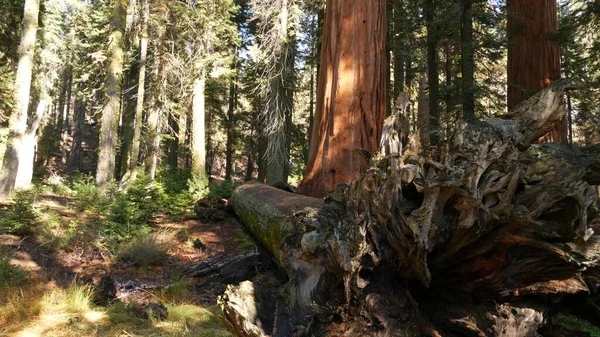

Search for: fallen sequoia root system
xmin=218 ymin=79 xmax=600 ymax=336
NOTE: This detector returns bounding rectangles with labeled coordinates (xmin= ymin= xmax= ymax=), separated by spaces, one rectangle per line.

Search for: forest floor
xmin=0 ymin=192 xmax=260 ymax=336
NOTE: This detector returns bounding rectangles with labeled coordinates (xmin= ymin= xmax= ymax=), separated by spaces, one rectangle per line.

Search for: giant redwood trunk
xmin=225 ymin=80 xmax=600 ymax=336
xmin=299 ymin=0 xmax=387 ymax=198
xmin=507 ymin=0 xmax=567 ymax=142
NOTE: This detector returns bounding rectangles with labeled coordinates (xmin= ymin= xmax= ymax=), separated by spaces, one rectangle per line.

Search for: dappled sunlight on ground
xmin=0 ymin=193 xmax=253 ymax=336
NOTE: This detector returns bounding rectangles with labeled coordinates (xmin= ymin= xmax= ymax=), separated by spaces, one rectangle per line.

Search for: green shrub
xmin=0 ymin=189 xmax=39 ymax=235
xmin=70 ymin=175 xmax=103 ymax=213
xmin=104 ymin=195 xmax=151 ymax=242
xmin=167 ymin=192 xmax=196 ymax=218
xmin=0 ymin=251 xmax=27 ymax=288
xmin=117 ymin=233 xmax=170 ymax=267
xmin=51 ymin=182 xmax=73 ymax=197
xmin=208 ymin=180 xmax=238 ymax=199
xmin=157 ymin=167 xmax=193 ymax=195
xmin=125 ymin=173 xmax=168 ymax=220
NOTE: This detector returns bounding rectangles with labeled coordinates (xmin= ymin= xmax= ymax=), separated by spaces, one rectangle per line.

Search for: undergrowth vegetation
xmin=0 ymin=279 xmax=231 ymax=336
xmin=0 ymin=170 xmax=242 ymax=336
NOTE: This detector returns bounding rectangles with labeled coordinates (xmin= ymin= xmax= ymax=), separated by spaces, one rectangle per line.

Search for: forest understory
xmin=1 ymin=0 xmax=600 ymax=336
xmin=0 ymin=179 xmax=275 ymax=337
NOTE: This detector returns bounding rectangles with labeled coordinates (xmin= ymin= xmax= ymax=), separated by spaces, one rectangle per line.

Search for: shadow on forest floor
xmin=0 ymin=193 xmax=258 ymax=336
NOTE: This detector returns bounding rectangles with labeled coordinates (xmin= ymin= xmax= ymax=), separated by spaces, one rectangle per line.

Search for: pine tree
xmin=0 ymin=0 xmax=41 ymax=196
xmin=96 ymin=0 xmax=128 ymax=187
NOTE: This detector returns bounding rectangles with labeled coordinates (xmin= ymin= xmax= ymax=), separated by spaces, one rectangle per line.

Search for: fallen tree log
xmin=227 ymin=80 xmax=600 ymax=336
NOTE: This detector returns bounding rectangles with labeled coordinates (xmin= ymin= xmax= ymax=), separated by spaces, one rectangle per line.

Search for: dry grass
xmin=0 ymin=278 xmax=231 ymax=337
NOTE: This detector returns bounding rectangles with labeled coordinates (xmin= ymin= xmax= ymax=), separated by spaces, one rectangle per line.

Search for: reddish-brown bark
xmin=507 ymin=0 xmax=567 ymax=142
xmin=299 ymin=0 xmax=387 ymax=198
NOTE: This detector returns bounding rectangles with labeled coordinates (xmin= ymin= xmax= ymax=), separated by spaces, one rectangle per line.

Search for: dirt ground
xmin=0 ymin=194 xmax=261 ymax=336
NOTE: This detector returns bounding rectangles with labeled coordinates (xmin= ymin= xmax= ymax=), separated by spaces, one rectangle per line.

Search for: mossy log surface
xmin=227 ymin=80 xmax=600 ymax=337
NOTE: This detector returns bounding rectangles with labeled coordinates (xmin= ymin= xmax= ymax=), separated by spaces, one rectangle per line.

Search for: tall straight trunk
xmin=257 ymin=124 xmax=267 ymax=183
xmin=0 ymin=0 xmax=40 ymax=196
xmin=461 ymin=0 xmax=476 ymax=123
xmin=299 ymin=0 xmax=387 ymax=198
xmin=61 ymin=68 xmax=73 ymax=164
xmin=418 ymin=72 xmax=430 ymax=146
xmin=167 ymin=111 xmax=179 ymax=170
xmin=145 ymin=104 xmax=161 ymax=180
xmin=386 ymin=0 xmax=393 ymax=117
xmin=307 ymin=63 xmax=315 ymax=161
xmin=118 ymin=69 xmax=137 ymax=179
xmin=126 ymin=0 xmax=149 ymax=180
xmin=67 ymin=95 xmax=86 ymax=173
xmin=97 ymin=0 xmax=128 ymax=187
xmin=507 ymin=0 xmax=565 ymax=142
xmin=392 ymin=0 xmax=405 ymax=98
xmin=191 ymin=70 xmax=206 ymax=181
xmin=265 ymin=23 xmax=296 ymax=186
xmin=425 ymin=0 xmax=440 ymax=144
xmin=178 ymin=111 xmax=188 ymax=166
xmin=145 ymin=2 xmax=167 ymax=181
xmin=225 ymin=70 xmax=237 ymax=181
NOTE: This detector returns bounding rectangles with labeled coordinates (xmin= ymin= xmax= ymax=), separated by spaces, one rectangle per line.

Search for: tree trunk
xmin=191 ymin=70 xmax=206 ymax=181
xmin=225 ymin=70 xmax=236 ymax=181
xmin=425 ymin=0 xmax=440 ymax=144
xmin=0 ymin=0 xmax=40 ymax=197
xmin=126 ymin=0 xmax=149 ymax=181
xmin=299 ymin=0 xmax=387 ymax=198
xmin=227 ymin=80 xmax=600 ymax=336
xmin=392 ymin=0 xmax=405 ymax=98
xmin=417 ymin=72 xmax=429 ymax=146
xmin=461 ymin=0 xmax=476 ymax=123
xmin=507 ymin=0 xmax=566 ymax=142
xmin=67 ymin=97 xmax=86 ymax=173
xmin=97 ymin=0 xmax=127 ymax=187
xmin=264 ymin=8 xmax=296 ymax=187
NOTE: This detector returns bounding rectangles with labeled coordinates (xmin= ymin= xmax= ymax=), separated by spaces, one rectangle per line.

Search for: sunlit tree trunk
xmin=96 ymin=0 xmax=128 ymax=187
xmin=191 ymin=70 xmax=206 ymax=181
xmin=299 ymin=0 xmax=387 ymax=198
xmin=0 ymin=0 xmax=41 ymax=197
xmin=507 ymin=0 xmax=565 ymax=142
xmin=127 ymin=0 xmax=149 ymax=180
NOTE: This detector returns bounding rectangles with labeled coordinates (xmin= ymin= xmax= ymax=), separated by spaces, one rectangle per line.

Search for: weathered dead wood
xmin=183 ymin=253 xmax=274 ymax=284
xmin=227 ymin=80 xmax=600 ymax=336
xmin=218 ymin=281 xmax=278 ymax=337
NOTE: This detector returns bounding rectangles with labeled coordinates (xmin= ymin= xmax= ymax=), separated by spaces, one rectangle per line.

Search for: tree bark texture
xmin=264 ymin=16 xmax=296 ymax=186
xmin=425 ymin=0 xmax=440 ymax=144
xmin=299 ymin=0 xmax=387 ymax=198
xmin=225 ymin=80 xmax=236 ymax=181
xmin=0 ymin=0 xmax=40 ymax=197
xmin=191 ymin=71 xmax=206 ymax=180
xmin=228 ymin=80 xmax=600 ymax=336
xmin=461 ymin=0 xmax=476 ymax=123
xmin=96 ymin=0 xmax=127 ymax=187
xmin=507 ymin=0 xmax=566 ymax=142
xmin=127 ymin=0 xmax=149 ymax=181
